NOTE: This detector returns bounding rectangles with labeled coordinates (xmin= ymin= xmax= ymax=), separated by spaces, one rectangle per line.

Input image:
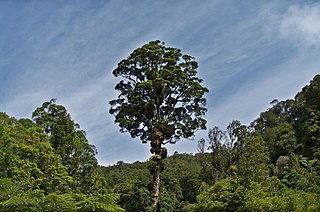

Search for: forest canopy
xmin=1 ymin=73 xmax=320 ymax=211
xmin=0 ymin=100 xmax=123 ymax=211
xmin=103 ymin=74 xmax=320 ymax=211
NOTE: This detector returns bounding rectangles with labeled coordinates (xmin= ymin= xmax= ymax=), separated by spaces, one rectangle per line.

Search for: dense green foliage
xmin=109 ymin=40 xmax=208 ymax=144
xmin=1 ymin=71 xmax=319 ymax=210
xmin=0 ymin=100 xmax=123 ymax=211
xmin=101 ymin=153 xmax=203 ymax=211
xmin=102 ymin=74 xmax=320 ymax=211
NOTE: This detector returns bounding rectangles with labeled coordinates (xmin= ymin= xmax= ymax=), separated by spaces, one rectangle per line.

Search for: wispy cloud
xmin=1 ymin=0 xmax=320 ymax=165
xmin=280 ymin=3 xmax=320 ymax=47
xmin=209 ymin=48 xmax=320 ymax=128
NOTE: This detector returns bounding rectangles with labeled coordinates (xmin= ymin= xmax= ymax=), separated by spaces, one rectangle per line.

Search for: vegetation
xmin=102 ymin=74 xmax=320 ymax=211
xmin=1 ymin=38 xmax=320 ymax=211
xmin=0 ymin=100 xmax=123 ymax=211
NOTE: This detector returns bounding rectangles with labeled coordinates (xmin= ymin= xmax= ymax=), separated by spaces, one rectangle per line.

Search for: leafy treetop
xmin=109 ymin=40 xmax=208 ymax=144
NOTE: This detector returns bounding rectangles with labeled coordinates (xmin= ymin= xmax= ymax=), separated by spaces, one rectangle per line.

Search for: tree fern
xmin=76 ymin=194 xmax=124 ymax=212
xmin=0 ymin=196 xmax=40 ymax=212
xmin=41 ymin=193 xmax=76 ymax=211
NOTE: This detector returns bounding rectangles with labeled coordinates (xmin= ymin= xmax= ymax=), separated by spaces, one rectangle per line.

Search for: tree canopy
xmin=109 ymin=40 xmax=208 ymax=144
xmin=0 ymin=101 xmax=123 ymax=211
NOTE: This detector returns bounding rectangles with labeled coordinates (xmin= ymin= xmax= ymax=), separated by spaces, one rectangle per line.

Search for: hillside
xmin=0 ymin=74 xmax=320 ymax=211
xmin=102 ymin=74 xmax=320 ymax=211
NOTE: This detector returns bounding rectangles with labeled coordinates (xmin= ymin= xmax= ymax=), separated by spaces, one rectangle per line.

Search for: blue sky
xmin=1 ymin=0 xmax=320 ymax=165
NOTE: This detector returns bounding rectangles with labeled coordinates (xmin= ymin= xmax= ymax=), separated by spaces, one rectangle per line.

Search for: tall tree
xmin=0 ymin=113 xmax=73 ymax=194
xmin=32 ymin=99 xmax=104 ymax=194
xmin=109 ymin=40 xmax=208 ymax=209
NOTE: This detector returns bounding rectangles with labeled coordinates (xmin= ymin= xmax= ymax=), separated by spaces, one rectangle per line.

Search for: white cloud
xmin=280 ymin=4 xmax=320 ymax=47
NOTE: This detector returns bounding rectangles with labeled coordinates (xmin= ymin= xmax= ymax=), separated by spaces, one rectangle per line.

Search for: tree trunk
xmin=151 ymin=163 xmax=161 ymax=210
xmin=149 ymin=127 xmax=165 ymax=210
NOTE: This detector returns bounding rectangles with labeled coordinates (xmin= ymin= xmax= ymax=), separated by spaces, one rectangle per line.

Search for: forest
xmin=1 ymin=74 xmax=319 ymax=211
xmin=0 ymin=40 xmax=320 ymax=211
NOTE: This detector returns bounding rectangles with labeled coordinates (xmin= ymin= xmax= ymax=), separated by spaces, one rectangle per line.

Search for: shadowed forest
xmin=1 ymin=40 xmax=320 ymax=211
xmin=1 ymin=74 xmax=320 ymax=211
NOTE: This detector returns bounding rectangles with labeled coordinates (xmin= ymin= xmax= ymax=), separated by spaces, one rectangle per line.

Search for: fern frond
xmin=41 ymin=192 xmax=76 ymax=211
xmin=0 ymin=196 xmax=40 ymax=212
xmin=76 ymin=194 xmax=124 ymax=212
